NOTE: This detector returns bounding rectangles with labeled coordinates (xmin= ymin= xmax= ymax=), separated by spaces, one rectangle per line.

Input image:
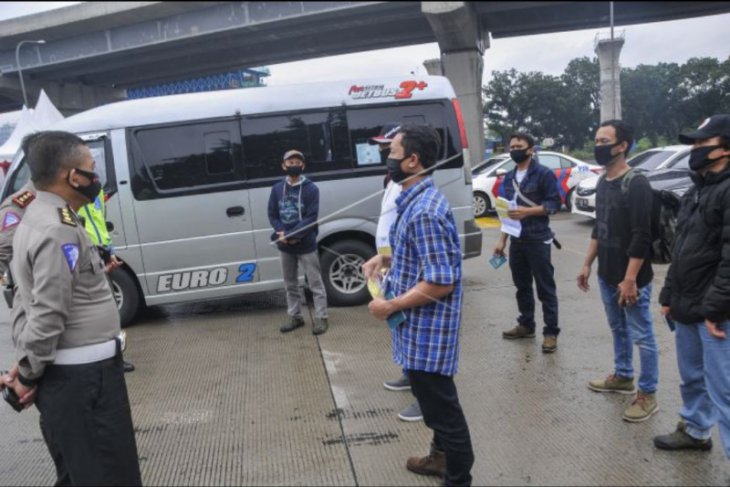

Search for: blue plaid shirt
xmin=385 ymin=177 xmax=463 ymax=376
xmin=502 ymin=159 xmax=561 ymax=242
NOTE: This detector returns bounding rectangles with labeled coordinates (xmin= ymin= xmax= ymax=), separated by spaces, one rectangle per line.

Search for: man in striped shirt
xmin=364 ymin=124 xmax=473 ymax=486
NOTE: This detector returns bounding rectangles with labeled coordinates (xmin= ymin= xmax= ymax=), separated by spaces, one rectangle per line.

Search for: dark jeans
xmin=36 ymin=353 xmax=142 ymax=486
xmin=408 ymin=370 xmax=474 ymax=487
xmin=509 ymin=239 xmax=560 ymax=336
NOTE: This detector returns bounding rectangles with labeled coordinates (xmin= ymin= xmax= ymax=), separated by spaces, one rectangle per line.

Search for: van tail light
xmin=452 ymin=98 xmax=469 ymax=149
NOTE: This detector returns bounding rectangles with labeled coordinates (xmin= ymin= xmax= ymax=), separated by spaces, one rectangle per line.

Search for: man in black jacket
xmin=653 ymin=114 xmax=730 ymax=457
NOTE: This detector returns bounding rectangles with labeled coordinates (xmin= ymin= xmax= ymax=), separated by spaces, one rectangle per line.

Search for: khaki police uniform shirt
xmin=11 ymin=191 xmax=120 ymax=381
xmin=0 ymin=183 xmax=36 ymax=276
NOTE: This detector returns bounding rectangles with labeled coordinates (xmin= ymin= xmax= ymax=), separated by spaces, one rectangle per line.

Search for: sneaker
xmin=280 ymin=316 xmax=305 ymax=333
xmin=384 ymin=374 xmax=411 ymax=391
xmin=502 ymin=324 xmax=536 ymax=340
xmin=588 ymin=374 xmax=636 ymax=394
xmin=398 ymin=401 xmax=423 ymax=422
xmin=622 ymin=390 xmax=659 ymax=423
xmin=654 ymin=421 xmax=713 ymax=451
xmin=542 ymin=335 xmax=558 ymax=353
xmin=312 ymin=318 xmax=329 ymax=336
xmin=406 ymin=450 xmax=446 ymax=478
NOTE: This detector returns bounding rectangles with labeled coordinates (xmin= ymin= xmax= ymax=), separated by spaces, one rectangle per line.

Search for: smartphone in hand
xmin=489 ymin=254 xmax=507 ymax=269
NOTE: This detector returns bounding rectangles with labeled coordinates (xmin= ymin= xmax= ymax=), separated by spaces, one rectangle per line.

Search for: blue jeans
xmin=675 ymin=320 xmax=730 ymax=458
xmin=509 ymin=240 xmax=560 ymax=336
xmin=598 ymin=277 xmax=659 ymax=394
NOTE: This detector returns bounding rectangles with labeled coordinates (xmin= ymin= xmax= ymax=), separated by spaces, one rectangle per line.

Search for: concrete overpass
xmin=0 ymin=1 xmax=728 ymax=165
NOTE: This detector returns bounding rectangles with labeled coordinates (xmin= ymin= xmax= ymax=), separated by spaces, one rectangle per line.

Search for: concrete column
xmin=595 ymin=37 xmax=624 ymax=122
xmin=422 ymin=1 xmax=487 ymax=168
xmin=422 ymin=58 xmax=443 ymax=76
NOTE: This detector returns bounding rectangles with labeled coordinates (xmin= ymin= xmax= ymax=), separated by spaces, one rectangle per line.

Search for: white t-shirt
xmin=376 ymin=180 xmax=402 ymax=255
xmin=515 ymin=169 xmax=528 ymax=184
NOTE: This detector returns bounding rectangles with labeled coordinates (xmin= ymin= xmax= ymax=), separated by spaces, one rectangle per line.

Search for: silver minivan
xmin=3 ymin=76 xmax=482 ymax=326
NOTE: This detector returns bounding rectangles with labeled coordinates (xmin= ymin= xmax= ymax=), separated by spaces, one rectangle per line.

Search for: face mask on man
xmin=386 ymin=156 xmax=410 ymax=184
xmin=688 ymin=145 xmax=725 ymax=171
xmin=594 ymin=142 xmax=623 ymax=166
xmin=509 ymin=149 xmax=530 ymax=164
xmin=285 ymin=165 xmax=303 ymax=177
xmin=70 ymin=168 xmax=102 ymax=203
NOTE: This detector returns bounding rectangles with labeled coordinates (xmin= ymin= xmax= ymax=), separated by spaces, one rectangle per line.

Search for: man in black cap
xmin=653 ymin=114 xmax=730 ymax=457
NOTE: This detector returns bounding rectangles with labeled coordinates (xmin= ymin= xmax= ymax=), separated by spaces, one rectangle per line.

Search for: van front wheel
xmin=110 ymin=268 xmax=141 ymax=328
xmin=320 ymin=239 xmax=375 ymax=307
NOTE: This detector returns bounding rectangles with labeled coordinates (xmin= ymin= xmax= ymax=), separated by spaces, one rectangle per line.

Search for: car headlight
xmin=576 ymin=187 xmax=596 ymax=196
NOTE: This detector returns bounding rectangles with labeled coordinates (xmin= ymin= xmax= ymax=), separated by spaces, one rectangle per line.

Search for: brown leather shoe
xmin=502 ymin=324 xmax=535 ymax=339
xmin=542 ymin=335 xmax=557 ymax=353
xmin=406 ymin=450 xmax=446 ymax=477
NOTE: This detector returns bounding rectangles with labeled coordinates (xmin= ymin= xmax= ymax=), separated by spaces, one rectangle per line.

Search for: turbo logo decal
xmin=348 ymin=80 xmax=428 ymax=100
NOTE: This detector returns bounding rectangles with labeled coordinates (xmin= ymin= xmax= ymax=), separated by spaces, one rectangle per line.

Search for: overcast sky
xmin=1 ymin=1 xmax=728 ymax=86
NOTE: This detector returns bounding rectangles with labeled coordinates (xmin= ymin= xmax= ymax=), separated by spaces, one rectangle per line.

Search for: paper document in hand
xmin=496 ymin=197 xmax=522 ymax=237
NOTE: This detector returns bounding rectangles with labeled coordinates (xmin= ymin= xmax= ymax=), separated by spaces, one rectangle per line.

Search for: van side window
xmin=242 ymin=108 xmax=352 ymax=180
xmin=131 ymin=120 xmax=243 ymax=197
xmin=346 ymin=103 xmax=461 ymax=168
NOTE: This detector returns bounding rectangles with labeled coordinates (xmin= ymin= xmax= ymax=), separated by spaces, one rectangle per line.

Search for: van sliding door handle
xmin=226 ymin=206 xmax=245 ymax=217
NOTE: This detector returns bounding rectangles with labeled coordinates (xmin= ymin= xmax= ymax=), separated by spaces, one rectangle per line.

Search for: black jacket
xmin=659 ymin=168 xmax=730 ymax=324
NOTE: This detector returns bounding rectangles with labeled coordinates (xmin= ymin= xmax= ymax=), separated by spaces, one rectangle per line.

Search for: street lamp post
xmin=15 ymin=39 xmax=46 ymax=107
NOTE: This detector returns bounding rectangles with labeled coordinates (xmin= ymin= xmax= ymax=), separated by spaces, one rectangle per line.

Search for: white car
xmin=472 ymin=151 xmax=602 ymax=217
xmin=571 ymin=145 xmax=692 ymax=219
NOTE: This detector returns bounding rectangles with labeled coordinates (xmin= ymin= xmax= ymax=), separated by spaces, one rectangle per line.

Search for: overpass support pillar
xmin=422 ymin=1 xmax=487 ymax=168
xmin=595 ymin=37 xmax=625 ymax=122
xmin=0 ymin=76 xmax=126 ymax=116
xmin=42 ymin=82 xmax=127 ymax=116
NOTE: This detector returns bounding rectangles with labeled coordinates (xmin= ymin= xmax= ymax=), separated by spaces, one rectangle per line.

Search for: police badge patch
xmin=61 ymin=243 xmax=80 ymax=272
xmin=1 ymin=212 xmax=20 ymax=231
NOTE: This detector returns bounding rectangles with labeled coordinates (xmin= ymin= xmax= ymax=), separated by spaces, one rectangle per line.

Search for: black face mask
xmin=594 ymin=142 xmax=622 ymax=166
xmin=285 ymin=166 xmax=303 ymax=177
xmin=509 ymin=149 xmax=530 ymax=164
xmin=386 ymin=156 xmax=410 ymax=184
xmin=70 ymin=168 xmax=101 ymax=203
xmin=689 ymin=145 xmax=724 ymax=171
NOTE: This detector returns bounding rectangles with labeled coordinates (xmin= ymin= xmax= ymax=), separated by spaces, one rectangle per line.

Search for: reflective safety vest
xmin=81 ymin=189 xmax=111 ymax=248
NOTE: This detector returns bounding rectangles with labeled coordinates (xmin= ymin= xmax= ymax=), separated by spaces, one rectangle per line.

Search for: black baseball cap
xmin=369 ymin=122 xmax=402 ymax=145
xmin=678 ymin=114 xmax=730 ymax=144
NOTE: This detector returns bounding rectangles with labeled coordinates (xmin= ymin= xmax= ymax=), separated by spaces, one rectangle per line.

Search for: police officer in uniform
xmin=0 ymin=182 xmax=36 ymax=284
xmin=79 ymin=187 xmax=135 ymax=372
xmin=0 ymin=131 xmax=141 ymax=486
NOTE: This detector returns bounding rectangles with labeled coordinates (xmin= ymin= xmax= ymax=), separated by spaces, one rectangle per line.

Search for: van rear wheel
xmin=110 ymin=268 xmax=141 ymax=328
xmin=320 ymin=239 xmax=375 ymax=307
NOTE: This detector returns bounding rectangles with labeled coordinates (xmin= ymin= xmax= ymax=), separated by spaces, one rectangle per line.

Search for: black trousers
xmin=509 ymin=239 xmax=560 ymax=336
xmin=36 ymin=353 xmax=142 ymax=486
xmin=408 ymin=370 xmax=474 ymax=487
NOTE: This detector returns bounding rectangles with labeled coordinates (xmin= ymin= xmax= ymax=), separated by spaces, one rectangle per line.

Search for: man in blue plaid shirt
xmin=364 ymin=125 xmax=473 ymax=486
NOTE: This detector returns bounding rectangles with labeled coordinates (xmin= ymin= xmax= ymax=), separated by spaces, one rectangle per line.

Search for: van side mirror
xmin=496 ymin=168 xmax=507 ymax=176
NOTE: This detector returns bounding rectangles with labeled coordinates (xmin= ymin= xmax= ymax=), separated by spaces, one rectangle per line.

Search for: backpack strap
xmin=619 ymin=168 xmax=636 ymax=196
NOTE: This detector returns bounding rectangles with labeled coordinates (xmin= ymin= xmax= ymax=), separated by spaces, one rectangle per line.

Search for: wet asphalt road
xmin=1 ymin=211 xmax=728 ymax=486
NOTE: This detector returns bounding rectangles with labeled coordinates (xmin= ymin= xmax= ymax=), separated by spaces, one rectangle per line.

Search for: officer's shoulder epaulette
xmin=12 ymin=191 xmax=35 ymax=208
xmin=58 ymin=206 xmax=77 ymax=227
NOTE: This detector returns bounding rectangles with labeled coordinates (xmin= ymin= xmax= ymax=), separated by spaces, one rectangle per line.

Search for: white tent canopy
xmin=0 ymin=90 xmax=65 ymax=165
